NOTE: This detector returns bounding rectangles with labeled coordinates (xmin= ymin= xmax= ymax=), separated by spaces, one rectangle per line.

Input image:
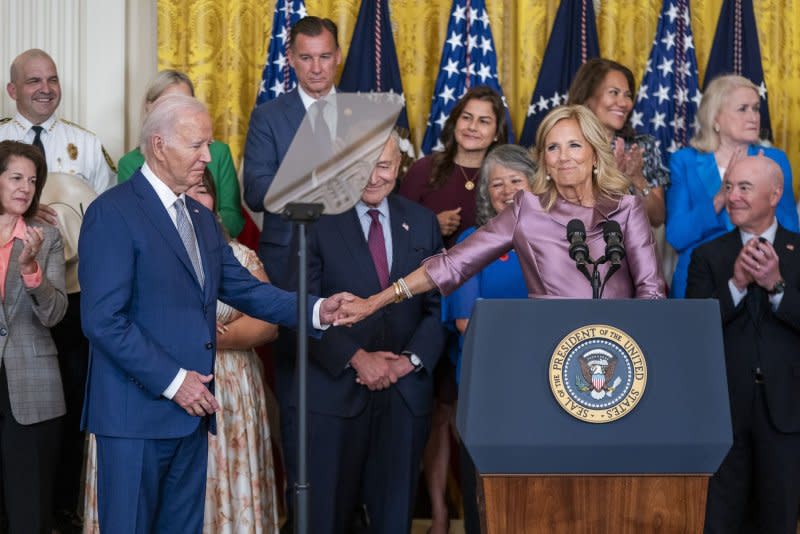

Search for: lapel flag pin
xmin=193 ymin=208 xmax=199 ymax=213
xmin=402 ymin=222 xmax=409 ymax=231
xmin=787 ymin=243 xmax=794 ymax=251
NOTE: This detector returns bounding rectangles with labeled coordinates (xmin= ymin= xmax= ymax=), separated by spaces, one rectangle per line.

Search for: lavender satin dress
xmin=424 ymin=190 xmax=666 ymax=299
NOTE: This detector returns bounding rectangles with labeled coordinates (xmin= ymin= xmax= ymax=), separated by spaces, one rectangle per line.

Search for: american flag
xmin=519 ymin=0 xmax=599 ymax=148
xmin=704 ymin=0 xmax=772 ymax=141
xmin=420 ymin=0 xmax=512 ymax=155
xmin=255 ymin=0 xmax=307 ymax=106
xmin=632 ymin=0 xmax=701 ymax=165
xmin=339 ymin=0 xmax=415 ymax=170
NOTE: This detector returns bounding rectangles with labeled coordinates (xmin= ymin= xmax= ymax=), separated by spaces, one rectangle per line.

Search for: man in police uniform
xmin=0 ymin=48 xmax=115 ymax=532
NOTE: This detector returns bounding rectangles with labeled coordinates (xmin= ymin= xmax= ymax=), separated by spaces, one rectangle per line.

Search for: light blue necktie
xmin=174 ymin=197 xmax=205 ymax=286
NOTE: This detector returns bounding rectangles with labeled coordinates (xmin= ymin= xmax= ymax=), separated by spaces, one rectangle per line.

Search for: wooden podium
xmin=457 ymin=300 xmax=732 ymax=533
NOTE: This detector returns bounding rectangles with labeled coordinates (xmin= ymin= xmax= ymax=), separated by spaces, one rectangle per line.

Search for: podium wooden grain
xmin=480 ymin=475 xmax=708 ymax=533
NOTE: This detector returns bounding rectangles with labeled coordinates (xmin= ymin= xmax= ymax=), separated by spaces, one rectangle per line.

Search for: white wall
xmin=0 ymin=0 xmax=157 ymax=164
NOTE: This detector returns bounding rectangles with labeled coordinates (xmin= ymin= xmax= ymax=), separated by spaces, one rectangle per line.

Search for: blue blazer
xmin=300 ymin=195 xmax=447 ymax=418
xmin=666 ymin=145 xmax=798 ymax=298
xmin=79 ymin=170 xmax=318 ymax=439
xmin=242 ymin=89 xmax=306 ymax=288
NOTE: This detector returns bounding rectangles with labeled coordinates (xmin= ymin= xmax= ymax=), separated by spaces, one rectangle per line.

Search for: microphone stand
xmin=283 ymin=201 xmax=324 ymax=534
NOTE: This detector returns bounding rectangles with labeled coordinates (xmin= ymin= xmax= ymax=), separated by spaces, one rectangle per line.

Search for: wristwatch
xmin=768 ymin=278 xmax=786 ymax=295
xmin=401 ymin=351 xmax=423 ymax=373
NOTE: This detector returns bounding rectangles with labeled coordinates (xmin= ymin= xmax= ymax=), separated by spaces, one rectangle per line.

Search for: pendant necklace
xmin=457 ymin=164 xmax=476 ymax=191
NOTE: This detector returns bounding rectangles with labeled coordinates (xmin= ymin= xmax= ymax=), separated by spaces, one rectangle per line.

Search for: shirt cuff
xmin=163 ymin=368 xmax=187 ymax=399
xmin=312 ymin=298 xmax=330 ymax=331
xmin=21 ymin=262 xmax=42 ymax=289
xmin=769 ymin=292 xmax=784 ymax=311
xmin=728 ymin=279 xmax=747 ymax=307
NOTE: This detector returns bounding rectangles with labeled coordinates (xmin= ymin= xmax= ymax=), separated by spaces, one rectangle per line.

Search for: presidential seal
xmin=548 ymin=324 xmax=647 ymax=423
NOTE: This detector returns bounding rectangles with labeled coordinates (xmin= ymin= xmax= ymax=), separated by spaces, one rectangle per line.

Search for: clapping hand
xmin=18 ymin=226 xmax=44 ymax=275
xmin=738 ymin=238 xmax=781 ymax=291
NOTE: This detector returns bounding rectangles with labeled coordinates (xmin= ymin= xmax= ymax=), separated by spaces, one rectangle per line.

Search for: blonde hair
xmin=690 ymin=74 xmax=759 ymax=153
xmin=530 ymin=105 xmax=629 ymax=211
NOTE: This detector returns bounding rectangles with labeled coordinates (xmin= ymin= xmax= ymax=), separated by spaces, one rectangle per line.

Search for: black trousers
xmin=0 ymin=365 xmax=62 ymax=534
xmin=704 ymin=385 xmax=800 ymax=534
xmin=49 ymin=292 xmax=89 ymax=517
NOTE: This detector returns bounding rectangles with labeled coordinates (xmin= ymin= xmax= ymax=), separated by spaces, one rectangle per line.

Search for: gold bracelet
xmin=397 ymin=277 xmax=413 ymax=299
xmin=393 ymin=282 xmax=404 ymax=303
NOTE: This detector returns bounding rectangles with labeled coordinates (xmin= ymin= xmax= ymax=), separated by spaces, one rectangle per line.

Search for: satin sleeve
xmin=623 ymin=196 xmax=667 ymax=299
xmin=423 ymin=197 xmax=516 ymax=296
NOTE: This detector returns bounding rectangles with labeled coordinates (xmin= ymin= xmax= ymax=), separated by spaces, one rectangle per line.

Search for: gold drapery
xmin=158 ymin=0 xmax=800 ymax=192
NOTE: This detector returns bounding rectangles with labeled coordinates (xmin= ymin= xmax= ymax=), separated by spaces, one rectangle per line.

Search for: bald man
xmin=687 ymin=155 xmax=800 ymax=533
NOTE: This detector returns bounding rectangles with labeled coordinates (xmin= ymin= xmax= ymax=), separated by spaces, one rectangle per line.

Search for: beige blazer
xmin=0 ymin=223 xmax=68 ymax=424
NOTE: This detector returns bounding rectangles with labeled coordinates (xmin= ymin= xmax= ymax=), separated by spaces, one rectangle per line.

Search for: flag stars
xmin=527 ymin=103 xmax=537 ymax=117
xmin=467 ymin=34 xmax=478 ymax=52
xmin=650 ymin=111 xmax=667 ymax=130
xmin=259 ymin=79 xmax=266 ymax=95
xmin=661 ymin=31 xmax=675 ymax=50
xmin=550 ymin=92 xmax=563 ymax=108
xmin=452 ymin=5 xmax=466 ymax=23
xmin=273 ymin=53 xmax=287 ymax=70
xmin=446 ymin=31 xmax=463 ymax=50
xmin=477 ymin=63 xmax=492 ymax=83
xmin=655 ymin=84 xmax=670 ymax=104
xmin=439 ymin=85 xmax=456 ymax=105
xmin=758 ymin=81 xmax=768 ymax=99
xmin=692 ymin=89 xmax=703 ymax=106
xmin=630 ymin=110 xmax=644 ymax=128
xmin=665 ymin=3 xmax=679 ymax=22
xmin=295 ymin=4 xmax=307 ymax=18
xmin=435 ymin=111 xmax=448 ymax=129
xmin=657 ymin=58 xmax=674 ymax=77
xmin=637 ymin=84 xmax=649 ymax=102
xmin=443 ymin=59 xmax=460 ymax=78
xmin=684 ymin=34 xmax=694 ymax=51
xmin=676 ymin=87 xmax=688 ymax=105
xmin=479 ymin=9 xmax=491 ymax=27
xmin=277 ymin=26 xmax=289 ymax=44
xmin=479 ymin=36 xmax=493 ymax=55
xmin=469 ymin=7 xmax=480 ymax=22
xmin=271 ymin=79 xmax=286 ymax=97
xmin=536 ymin=95 xmax=549 ymax=112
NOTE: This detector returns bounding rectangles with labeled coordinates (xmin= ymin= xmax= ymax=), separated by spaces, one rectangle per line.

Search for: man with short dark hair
xmin=242 ymin=18 xmax=343 ymax=515
xmin=687 ymin=155 xmax=800 ymax=533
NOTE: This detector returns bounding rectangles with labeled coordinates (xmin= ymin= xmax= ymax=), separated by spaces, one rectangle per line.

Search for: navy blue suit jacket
xmin=299 ymin=194 xmax=447 ymax=418
xmin=79 ymin=170 xmax=319 ymax=439
xmin=243 ymin=89 xmax=306 ymax=289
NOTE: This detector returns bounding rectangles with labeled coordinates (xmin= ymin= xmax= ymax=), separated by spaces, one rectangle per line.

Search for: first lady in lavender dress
xmin=337 ymin=105 xmax=666 ymax=324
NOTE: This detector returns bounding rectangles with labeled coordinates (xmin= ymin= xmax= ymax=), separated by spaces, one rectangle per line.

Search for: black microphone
xmin=567 ymin=219 xmax=589 ymax=266
xmin=602 ymin=220 xmax=626 ymax=266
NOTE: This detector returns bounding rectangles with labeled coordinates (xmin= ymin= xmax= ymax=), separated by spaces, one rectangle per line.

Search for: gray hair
xmin=140 ymin=95 xmax=208 ymax=159
xmin=476 ymin=144 xmax=537 ymax=226
xmin=690 ymin=74 xmax=760 ymax=153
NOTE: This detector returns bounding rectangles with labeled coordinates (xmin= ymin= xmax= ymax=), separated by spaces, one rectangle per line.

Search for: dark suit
xmin=686 ymin=226 xmax=800 ymax=533
xmin=292 ymin=194 xmax=446 ymax=533
xmin=78 ymin=170 xmax=320 ymax=533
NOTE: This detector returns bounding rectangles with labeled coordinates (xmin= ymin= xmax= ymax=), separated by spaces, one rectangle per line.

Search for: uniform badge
xmin=548 ymin=324 xmax=647 ymax=424
xmin=67 ymin=143 xmax=78 ymax=160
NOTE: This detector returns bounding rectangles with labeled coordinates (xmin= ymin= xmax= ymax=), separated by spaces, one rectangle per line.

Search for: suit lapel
xmin=1 ymin=240 xmax=24 ymax=320
xmin=388 ymin=196 xmax=410 ymax=281
xmin=130 ymin=172 xmax=204 ymax=297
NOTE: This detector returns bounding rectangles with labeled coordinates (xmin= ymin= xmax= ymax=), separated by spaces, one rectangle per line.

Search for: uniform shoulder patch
xmin=102 ymin=146 xmax=117 ymax=173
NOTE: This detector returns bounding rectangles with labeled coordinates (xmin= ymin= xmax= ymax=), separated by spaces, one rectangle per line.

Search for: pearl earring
xmin=545 ymin=174 xmax=551 ymax=181
xmin=713 ymin=124 xmax=720 ymax=133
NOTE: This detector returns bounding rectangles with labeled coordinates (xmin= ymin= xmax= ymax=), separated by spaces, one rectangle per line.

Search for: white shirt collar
xmin=140 ymin=162 xmax=184 ymax=212
xmin=740 ymin=217 xmax=778 ymax=245
xmin=297 ymin=85 xmax=336 ymax=111
xmin=14 ymin=112 xmax=56 ymax=132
